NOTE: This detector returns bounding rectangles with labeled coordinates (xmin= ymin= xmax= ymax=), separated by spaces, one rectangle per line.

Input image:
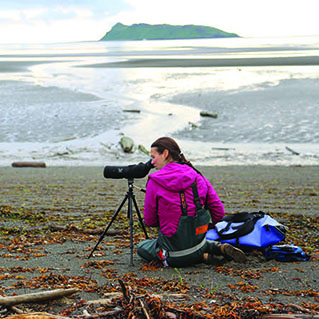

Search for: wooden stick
xmin=4 ymin=312 xmax=72 ymax=319
xmin=139 ymin=298 xmax=150 ymax=319
xmin=78 ymin=308 xmax=123 ymax=318
xmin=11 ymin=162 xmax=46 ymax=168
xmin=0 ymin=288 xmax=78 ymax=307
xmin=285 ymin=146 xmax=300 ymax=155
xmin=118 ymin=279 xmax=130 ymax=302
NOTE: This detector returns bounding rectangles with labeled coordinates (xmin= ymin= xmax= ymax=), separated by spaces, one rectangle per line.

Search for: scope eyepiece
xmin=103 ymin=159 xmax=154 ymax=179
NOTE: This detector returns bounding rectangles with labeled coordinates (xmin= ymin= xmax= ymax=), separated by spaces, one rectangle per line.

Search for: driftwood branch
xmin=263 ymin=303 xmax=319 ymax=318
xmin=0 ymin=288 xmax=78 ymax=307
xmin=118 ymin=279 xmax=130 ymax=302
xmin=4 ymin=312 xmax=72 ymax=319
xmin=86 ymin=293 xmax=122 ymax=305
xmin=0 ymin=296 xmax=23 ymax=315
xmin=11 ymin=162 xmax=46 ymax=168
xmin=139 ymin=298 xmax=150 ymax=319
xmin=285 ymin=146 xmax=300 ymax=155
xmin=81 ymin=307 xmax=124 ymax=318
xmin=49 ymin=224 xmax=123 ymax=236
xmin=152 ymin=293 xmax=189 ymax=300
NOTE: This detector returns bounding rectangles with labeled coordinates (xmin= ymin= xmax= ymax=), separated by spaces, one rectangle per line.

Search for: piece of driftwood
xmin=48 ymin=224 xmax=123 ymax=236
xmin=263 ymin=302 xmax=319 ymax=317
xmin=0 ymin=288 xmax=78 ymax=307
xmin=86 ymin=293 xmax=122 ymax=305
xmin=12 ymin=162 xmax=46 ymax=168
xmin=82 ymin=307 xmax=124 ymax=318
xmin=200 ymin=111 xmax=218 ymax=118
xmin=4 ymin=313 xmax=72 ymax=319
xmin=123 ymin=109 xmax=141 ymax=113
xmin=116 ymin=279 xmax=184 ymax=319
xmin=152 ymin=293 xmax=189 ymax=300
xmin=285 ymin=146 xmax=300 ymax=155
xmin=0 ymin=295 xmax=23 ymax=315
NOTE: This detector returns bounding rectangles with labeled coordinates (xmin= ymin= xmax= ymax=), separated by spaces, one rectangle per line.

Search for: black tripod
xmin=88 ymin=178 xmax=149 ymax=266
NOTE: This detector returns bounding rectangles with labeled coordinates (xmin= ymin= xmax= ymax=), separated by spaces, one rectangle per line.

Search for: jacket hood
xmin=148 ymin=162 xmax=197 ymax=192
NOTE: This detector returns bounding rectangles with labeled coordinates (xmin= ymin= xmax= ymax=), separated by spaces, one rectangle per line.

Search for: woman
xmin=137 ymin=137 xmax=246 ymax=267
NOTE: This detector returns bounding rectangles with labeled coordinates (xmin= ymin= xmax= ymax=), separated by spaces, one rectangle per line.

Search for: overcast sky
xmin=1 ymin=0 xmax=319 ymax=44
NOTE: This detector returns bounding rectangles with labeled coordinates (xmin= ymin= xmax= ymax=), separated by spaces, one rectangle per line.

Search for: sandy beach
xmin=0 ymin=165 xmax=318 ymax=317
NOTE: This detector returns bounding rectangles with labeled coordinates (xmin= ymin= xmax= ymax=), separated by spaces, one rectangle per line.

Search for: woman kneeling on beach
xmin=137 ymin=137 xmax=246 ymax=267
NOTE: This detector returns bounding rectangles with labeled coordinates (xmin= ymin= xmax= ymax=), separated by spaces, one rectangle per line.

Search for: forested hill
xmin=100 ymin=23 xmax=239 ymax=41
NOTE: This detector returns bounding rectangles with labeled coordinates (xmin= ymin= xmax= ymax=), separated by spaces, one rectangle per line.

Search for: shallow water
xmin=0 ymin=37 xmax=319 ymax=166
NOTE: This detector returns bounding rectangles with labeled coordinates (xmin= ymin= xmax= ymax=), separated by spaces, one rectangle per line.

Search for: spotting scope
xmin=103 ymin=159 xmax=154 ymax=179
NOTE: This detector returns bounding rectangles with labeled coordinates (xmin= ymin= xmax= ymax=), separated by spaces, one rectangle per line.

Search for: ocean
xmin=0 ymin=36 xmax=319 ymax=167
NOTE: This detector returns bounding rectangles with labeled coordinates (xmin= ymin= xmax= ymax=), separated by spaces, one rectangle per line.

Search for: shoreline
xmin=1 ymin=54 xmax=319 ymax=73
xmin=81 ymin=55 xmax=319 ymax=68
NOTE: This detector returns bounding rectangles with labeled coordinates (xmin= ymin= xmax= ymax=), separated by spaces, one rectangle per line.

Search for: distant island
xmin=100 ymin=23 xmax=239 ymax=41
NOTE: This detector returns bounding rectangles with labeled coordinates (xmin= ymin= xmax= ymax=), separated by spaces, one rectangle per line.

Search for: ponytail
xmin=151 ymin=137 xmax=202 ymax=175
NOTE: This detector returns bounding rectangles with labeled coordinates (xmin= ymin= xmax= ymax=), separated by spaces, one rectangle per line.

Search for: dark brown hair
xmin=151 ymin=137 xmax=201 ymax=174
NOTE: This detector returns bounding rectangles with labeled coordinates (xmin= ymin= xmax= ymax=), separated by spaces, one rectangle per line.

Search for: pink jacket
xmin=144 ymin=163 xmax=225 ymax=237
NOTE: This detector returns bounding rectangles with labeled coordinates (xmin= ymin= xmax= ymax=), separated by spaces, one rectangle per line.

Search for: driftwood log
xmin=0 ymin=288 xmax=78 ymax=307
xmin=4 ymin=313 xmax=71 ymax=319
xmin=11 ymin=162 xmax=46 ymax=168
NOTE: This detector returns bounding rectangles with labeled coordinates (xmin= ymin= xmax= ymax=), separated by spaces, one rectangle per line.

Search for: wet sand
xmin=2 ymin=54 xmax=319 ymax=74
xmin=0 ymin=60 xmax=63 ymax=73
xmin=81 ymin=55 xmax=319 ymax=68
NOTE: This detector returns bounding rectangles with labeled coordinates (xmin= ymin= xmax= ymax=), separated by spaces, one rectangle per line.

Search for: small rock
xmin=120 ymin=136 xmax=134 ymax=153
xmin=188 ymin=122 xmax=198 ymax=129
xmin=138 ymin=144 xmax=149 ymax=155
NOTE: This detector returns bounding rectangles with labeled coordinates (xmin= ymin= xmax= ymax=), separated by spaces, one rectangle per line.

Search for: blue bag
xmin=206 ymin=211 xmax=286 ymax=249
xmin=264 ymin=244 xmax=310 ymax=261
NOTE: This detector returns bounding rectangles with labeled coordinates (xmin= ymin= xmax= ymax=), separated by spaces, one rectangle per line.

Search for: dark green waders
xmin=137 ymin=181 xmax=221 ymax=267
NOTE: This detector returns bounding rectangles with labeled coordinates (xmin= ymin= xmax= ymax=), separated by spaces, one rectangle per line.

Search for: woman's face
xmin=151 ymin=147 xmax=167 ymax=170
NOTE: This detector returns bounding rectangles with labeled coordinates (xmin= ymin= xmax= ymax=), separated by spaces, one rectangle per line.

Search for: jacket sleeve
xmin=204 ymin=177 xmax=225 ymax=228
xmin=143 ymin=178 xmax=159 ymax=227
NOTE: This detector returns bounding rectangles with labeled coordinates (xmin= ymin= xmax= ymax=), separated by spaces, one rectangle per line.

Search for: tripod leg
xmin=128 ymin=195 xmax=134 ymax=266
xmin=88 ymin=194 xmax=128 ymax=258
xmin=132 ymin=195 xmax=149 ymax=239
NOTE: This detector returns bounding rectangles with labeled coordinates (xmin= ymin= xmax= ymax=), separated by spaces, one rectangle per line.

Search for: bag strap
xmin=190 ymin=181 xmax=203 ymax=212
xmin=179 ymin=180 xmax=204 ymax=216
xmin=222 ymin=211 xmax=264 ymax=223
xmin=179 ymin=191 xmax=188 ymax=216
xmin=216 ymin=212 xmax=265 ymax=240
